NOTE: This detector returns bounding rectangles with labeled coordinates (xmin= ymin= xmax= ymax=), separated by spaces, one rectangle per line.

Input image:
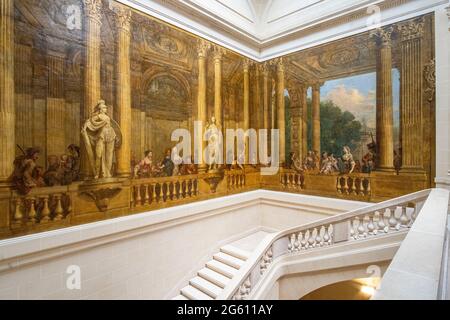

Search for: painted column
xmin=81 ymin=0 xmax=102 ymax=178
xmin=197 ymin=40 xmax=209 ymax=172
xmin=312 ymin=83 xmax=321 ymax=156
xmin=372 ymin=27 xmax=395 ymax=170
xmin=0 ymin=0 xmax=15 ymax=181
xmin=399 ymin=18 xmax=425 ymax=171
xmin=243 ymin=59 xmax=251 ymax=164
xmin=262 ymin=62 xmax=270 ymax=130
xmin=113 ymin=3 xmax=132 ymax=178
xmin=213 ymin=46 xmax=224 ymax=128
xmin=277 ymin=58 xmax=286 ymax=165
xmin=301 ymin=84 xmax=308 ymax=157
xmin=47 ymin=50 xmax=67 ymax=157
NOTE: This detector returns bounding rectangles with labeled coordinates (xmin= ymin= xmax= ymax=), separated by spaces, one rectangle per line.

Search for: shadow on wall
xmin=300 ymin=277 xmax=380 ymax=300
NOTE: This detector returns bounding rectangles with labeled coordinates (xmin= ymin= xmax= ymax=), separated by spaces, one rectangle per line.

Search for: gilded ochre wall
xmin=0 ymin=0 xmax=436 ymax=239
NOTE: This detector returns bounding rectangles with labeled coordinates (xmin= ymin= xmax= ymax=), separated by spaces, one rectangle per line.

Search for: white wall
xmin=0 ymin=191 xmax=367 ymax=300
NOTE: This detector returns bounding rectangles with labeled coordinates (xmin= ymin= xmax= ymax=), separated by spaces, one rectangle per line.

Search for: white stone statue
xmin=81 ymin=100 xmax=121 ymax=179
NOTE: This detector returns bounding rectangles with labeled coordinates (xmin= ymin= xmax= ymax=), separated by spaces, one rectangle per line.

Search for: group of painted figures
xmin=10 ymin=144 xmax=81 ymax=195
xmin=288 ymin=140 xmax=401 ymax=175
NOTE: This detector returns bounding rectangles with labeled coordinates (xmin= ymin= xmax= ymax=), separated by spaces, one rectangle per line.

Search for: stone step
xmin=206 ymin=260 xmax=238 ymax=278
xmin=198 ymin=268 xmax=230 ymax=289
xmin=213 ymin=252 xmax=245 ymax=269
xmin=181 ymin=285 xmax=214 ymax=300
xmin=220 ymin=245 xmax=251 ymax=261
xmin=190 ymin=276 xmax=222 ymax=298
xmin=172 ymin=294 xmax=189 ymax=300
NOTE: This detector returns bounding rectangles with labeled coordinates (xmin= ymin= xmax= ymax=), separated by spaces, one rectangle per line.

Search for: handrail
xmin=218 ymin=188 xmax=432 ymax=300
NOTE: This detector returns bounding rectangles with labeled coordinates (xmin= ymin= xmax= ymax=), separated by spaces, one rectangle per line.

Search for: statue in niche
xmin=81 ymin=100 xmax=121 ymax=180
xmin=205 ymin=116 xmax=221 ymax=171
xmin=11 ymin=147 xmax=41 ymax=195
xmin=341 ymin=146 xmax=356 ymax=174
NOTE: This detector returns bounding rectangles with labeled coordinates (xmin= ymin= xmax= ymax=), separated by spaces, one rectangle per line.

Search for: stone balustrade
xmin=131 ymin=175 xmax=199 ymax=208
xmin=219 ymin=189 xmax=433 ymax=300
xmin=11 ymin=186 xmax=72 ymax=227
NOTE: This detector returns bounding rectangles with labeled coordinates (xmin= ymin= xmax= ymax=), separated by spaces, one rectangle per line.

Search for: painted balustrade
xmin=11 ymin=186 xmax=72 ymax=226
xmin=131 ymin=175 xmax=199 ymax=207
xmin=336 ymin=174 xmax=371 ymax=196
xmin=280 ymin=169 xmax=305 ymax=190
xmin=218 ymin=189 xmax=432 ymax=300
xmin=226 ymin=171 xmax=246 ymax=191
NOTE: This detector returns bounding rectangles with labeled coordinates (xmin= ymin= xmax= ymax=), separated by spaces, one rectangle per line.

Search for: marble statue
xmin=81 ymin=100 xmax=121 ymax=179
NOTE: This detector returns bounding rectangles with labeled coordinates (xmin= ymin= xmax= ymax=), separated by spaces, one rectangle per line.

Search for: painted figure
xmin=205 ymin=116 xmax=221 ymax=171
xmin=81 ymin=100 xmax=121 ymax=179
xmin=342 ymin=146 xmax=356 ymax=174
xmin=160 ymin=148 xmax=175 ymax=177
xmin=11 ymin=147 xmax=41 ymax=195
xmin=362 ymin=140 xmax=377 ymax=173
xmin=134 ymin=150 xmax=159 ymax=178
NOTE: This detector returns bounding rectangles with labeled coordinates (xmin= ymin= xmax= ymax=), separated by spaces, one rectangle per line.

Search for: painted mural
xmin=0 ymin=0 xmax=436 ymax=239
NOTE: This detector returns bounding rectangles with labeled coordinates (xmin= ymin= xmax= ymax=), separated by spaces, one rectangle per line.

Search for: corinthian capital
xmin=213 ymin=45 xmax=226 ymax=61
xmin=398 ymin=18 xmax=424 ymax=41
xmin=111 ymin=3 xmax=132 ymax=33
xmin=370 ymin=26 xmax=394 ymax=47
xmin=197 ymin=39 xmax=210 ymax=58
xmin=83 ymin=0 xmax=103 ymax=24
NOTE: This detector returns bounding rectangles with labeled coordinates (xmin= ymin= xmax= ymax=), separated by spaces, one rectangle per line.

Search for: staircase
xmin=172 ymin=244 xmax=251 ymax=300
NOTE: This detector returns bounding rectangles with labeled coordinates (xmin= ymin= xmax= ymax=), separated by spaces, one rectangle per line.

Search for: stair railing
xmin=217 ymin=189 xmax=432 ymax=300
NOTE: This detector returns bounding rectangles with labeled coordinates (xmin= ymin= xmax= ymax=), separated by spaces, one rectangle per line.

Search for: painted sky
xmin=307 ymin=70 xmax=400 ymax=130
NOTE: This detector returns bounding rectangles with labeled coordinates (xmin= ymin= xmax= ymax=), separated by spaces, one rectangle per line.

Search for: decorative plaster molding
xmin=118 ymin=0 xmax=447 ymax=61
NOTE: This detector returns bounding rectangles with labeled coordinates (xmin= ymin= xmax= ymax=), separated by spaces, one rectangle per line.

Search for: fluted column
xmin=47 ymin=50 xmax=67 ymax=157
xmin=312 ymin=83 xmax=321 ymax=156
xmin=0 ymin=0 xmax=15 ymax=181
xmin=262 ymin=63 xmax=270 ymax=130
xmin=113 ymin=4 xmax=132 ymax=178
xmin=81 ymin=0 xmax=102 ymax=178
xmin=197 ymin=40 xmax=209 ymax=172
xmin=372 ymin=27 xmax=395 ymax=170
xmin=213 ymin=46 xmax=224 ymax=128
xmin=276 ymin=58 xmax=286 ymax=165
xmin=243 ymin=59 xmax=250 ymax=164
xmin=301 ymin=84 xmax=308 ymax=157
xmin=399 ymin=19 xmax=425 ymax=171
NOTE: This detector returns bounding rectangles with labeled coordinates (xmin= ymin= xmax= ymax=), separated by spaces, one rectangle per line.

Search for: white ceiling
xmin=119 ymin=0 xmax=449 ymax=61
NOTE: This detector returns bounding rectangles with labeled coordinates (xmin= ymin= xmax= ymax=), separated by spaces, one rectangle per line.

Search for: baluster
xmin=357 ymin=217 xmax=366 ymax=238
xmin=288 ymin=234 xmax=295 ymax=252
xmin=65 ymin=194 xmax=72 ymax=214
xmin=376 ymin=210 xmax=387 ymax=233
xmin=188 ymin=180 xmax=193 ymax=197
xmin=195 ymin=180 xmax=199 ymax=195
xmin=351 ymin=178 xmax=357 ymax=195
xmin=296 ymin=232 xmax=303 ymax=251
xmin=300 ymin=231 xmax=307 ymax=250
xmin=54 ymin=194 xmax=64 ymax=221
xmin=399 ymin=206 xmax=409 ymax=227
xmin=366 ymin=179 xmax=371 ymax=195
xmin=387 ymin=207 xmax=399 ymax=230
xmin=325 ymin=224 xmax=333 ymax=245
xmin=14 ymin=198 xmax=23 ymax=222
xmin=27 ymin=197 xmax=37 ymax=224
xmin=367 ymin=214 xmax=376 ymax=235
xmin=135 ymin=185 xmax=142 ymax=206
xmin=336 ymin=177 xmax=342 ymax=193
xmin=308 ymin=229 xmax=315 ymax=248
xmin=359 ymin=178 xmax=365 ymax=195
xmin=343 ymin=177 xmax=349 ymax=194
xmin=144 ymin=184 xmax=150 ymax=205
xmin=40 ymin=196 xmax=51 ymax=222
xmin=315 ymin=227 xmax=323 ymax=247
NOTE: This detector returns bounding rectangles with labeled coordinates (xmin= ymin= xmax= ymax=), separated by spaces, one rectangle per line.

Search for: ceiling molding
xmin=118 ymin=0 xmax=448 ymax=61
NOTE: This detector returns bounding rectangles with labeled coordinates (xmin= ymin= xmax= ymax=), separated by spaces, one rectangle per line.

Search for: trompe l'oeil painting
xmin=0 ymin=0 xmax=435 ymax=239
